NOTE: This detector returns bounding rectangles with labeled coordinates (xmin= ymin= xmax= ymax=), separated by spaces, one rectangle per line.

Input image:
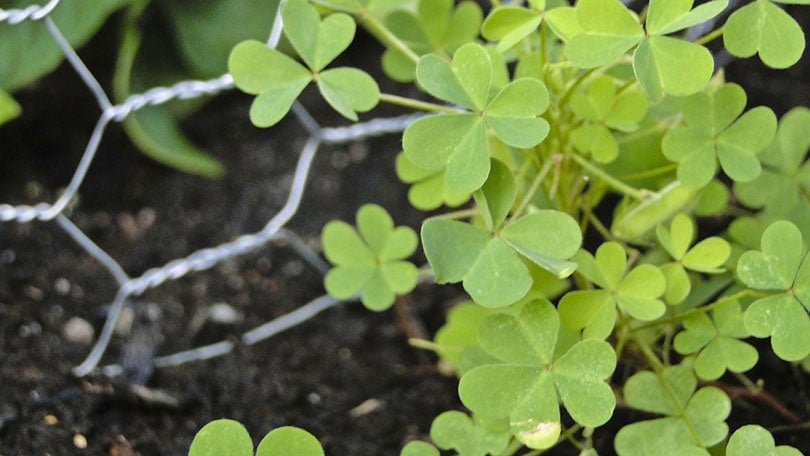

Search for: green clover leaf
xmin=422 ymin=184 xmax=582 ymax=307
xmin=404 ymin=43 xmax=550 ymax=194
xmin=662 ymin=83 xmax=777 ymax=188
xmin=614 ymin=365 xmax=731 ymax=455
xmin=673 ymin=301 xmax=758 ymax=380
xmin=458 ymin=300 xmax=616 ymax=446
xmin=430 ymin=411 xmax=512 ymax=456
xmin=656 ymin=213 xmax=731 ymax=304
xmin=564 ymin=0 xmax=723 ymax=99
xmin=228 ymin=0 xmax=379 ymax=127
xmin=382 ymin=0 xmax=483 ymax=82
xmin=400 ymin=441 xmax=440 ymax=456
xmin=322 ymin=204 xmax=418 ymax=311
xmin=189 ymin=420 xmax=324 ymax=456
xmin=570 ymin=76 xmax=649 ymax=163
xmin=256 ymin=427 xmax=324 ymax=456
xmin=481 ymin=2 xmax=546 ymax=52
xmin=559 ymin=242 xmax=666 ymax=339
xmin=734 ymin=107 xmax=810 ymax=215
xmin=395 ymin=152 xmax=470 ymax=211
xmin=726 ymin=425 xmax=804 ymax=456
xmin=723 ymin=0 xmax=806 ymax=69
xmin=737 ymin=221 xmax=810 ymax=361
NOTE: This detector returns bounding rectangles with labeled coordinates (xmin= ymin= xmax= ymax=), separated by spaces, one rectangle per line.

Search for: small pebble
xmin=73 ymin=433 xmax=87 ymax=449
xmin=63 ymin=317 xmax=95 ymax=345
xmin=349 ymin=398 xmax=382 ymax=417
xmin=54 ymin=278 xmax=71 ymax=296
xmin=207 ymin=303 xmax=244 ymax=324
xmin=43 ymin=414 xmax=58 ymax=426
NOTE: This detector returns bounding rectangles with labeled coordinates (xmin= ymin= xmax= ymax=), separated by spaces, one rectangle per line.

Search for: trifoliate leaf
xmin=737 ymin=221 xmax=810 ymax=361
xmin=406 ymin=43 xmax=551 ymax=193
xmin=256 ymin=426 xmax=324 ymax=456
xmin=662 ymin=83 xmax=777 ymax=188
xmin=322 ymin=204 xmax=418 ymax=311
xmin=726 ymin=425 xmax=804 ymax=456
xmin=430 ymin=411 xmax=512 ymax=456
xmin=723 ymin=0 xmax=806 ymax=69
xmin=734 ymin=107 xmax=810 ymax=215
xmin=673 ymin=301 xmax=758 ymax=380
xmin=459 ymin=300 xmax=616 ymax=438
xmin=616 ymin=366 xmax=731 ymax=455
xmin=560 ymin=242 xmax=666 ymax=338
xmin=228 ymin=0 xmax=379 ymax=126
xmin=382 ymin=0 xmax=482 ymax=82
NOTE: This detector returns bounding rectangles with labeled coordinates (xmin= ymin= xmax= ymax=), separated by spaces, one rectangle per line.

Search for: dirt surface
xmin=1 ymin=8 xmax=810 ymax=456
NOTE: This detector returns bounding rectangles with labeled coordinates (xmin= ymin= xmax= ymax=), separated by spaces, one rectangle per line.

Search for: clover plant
xmin=224 ymin=0 xmax=809 ymax=453
xmin=188 ymin=419 xmax=324 ymax=456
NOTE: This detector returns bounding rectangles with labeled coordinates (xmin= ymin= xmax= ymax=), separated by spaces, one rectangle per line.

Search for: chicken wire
xmin=0 ymin=0 xmax=419 ymax=378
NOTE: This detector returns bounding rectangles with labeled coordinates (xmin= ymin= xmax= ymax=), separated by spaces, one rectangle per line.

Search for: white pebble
xmin=62 ymin=317 xmax=95 ymax=345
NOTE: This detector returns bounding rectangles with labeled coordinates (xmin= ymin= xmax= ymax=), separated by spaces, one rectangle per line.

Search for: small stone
xmin=43 ymin=414 xmax=58 ymax=426
xmin=207 ymin=303 xmax=244 ymax=324
xmin=349 ymin=398 xmax=382 ymax=417
xmin=63 ymin=317 xmax=95 ymax=345
xmin=54 ymin=278 xmax=71 ymax=296
xmin=73 ymin=433 xmax=88 ymax=449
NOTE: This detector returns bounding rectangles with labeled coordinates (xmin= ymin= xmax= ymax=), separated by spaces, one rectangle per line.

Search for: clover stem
xmin=379 ymin=93 xmax=462 ymax=114
xmin=619 ymin=164 xmax=677 ymax=182
xmin=633 ymin=336 xmax=704 ymax=445
xmin=570 ymin=154 xmax=647 ymax=201
xmin=694 ymin=26 xmax=724 ymax=46
xmin=557 ymin=67 xmax=598 ymax=108
xmin=509 ymin=155 xmax=557 ymax=223
xmin=435 ymin=207 xmax=480 ymax=220
xmin=633 ymin=288 xmax=767 ymax=330
xmin=357 ymin=13 xmax=420 ymax=64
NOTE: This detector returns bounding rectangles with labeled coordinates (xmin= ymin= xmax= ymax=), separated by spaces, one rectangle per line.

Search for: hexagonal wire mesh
xmin=0 ymin=0 xmax=422 ymax=378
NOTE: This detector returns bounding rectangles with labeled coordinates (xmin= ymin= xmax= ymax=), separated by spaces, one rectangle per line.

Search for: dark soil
xmin=1 ymin=6 xmax=809 ymax=456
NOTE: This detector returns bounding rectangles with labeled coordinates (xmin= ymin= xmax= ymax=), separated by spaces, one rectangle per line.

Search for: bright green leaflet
xmin=458 ymin=300 xmax=616 ymax=442
xmin=734 ymin=107 xmax=810 ymax=215
xmin=481 ymin=4 xmax=544 ymax=52
xmin=726 ymin=425 xmax=804 ymax=456
xmin=395 ymin=153 xmax=470 ymax=210
xmin=736 ymin=221 xmax=810 ymax=361
xmin=673 ymin=301 xmax=758 ymax=380
xmin=403 ymin=42 xmax=550 ymax=194
xmin=188 ymin=419 xmax=254 ymax=456
xmin=0 ymin=90 xmax=21 ymax=126
xmin=614 ymin=365 xmax=731 ymax=455
xmin=559 ymin=242 xmax=666 ymax=339
xmin=656 ymin=213 xmax=730 ymax=304
xmin=611 ymin=183 xmax=702 ymax=242
xmin=433 ymin=302 xmax=501 ymax=371
xmin=564 ymin=0 xmax=723 ymax=99
xmin=429 ymin=411 xmax=511 ymax=456
xmin=399 ymin=440 xmax=440 ymax=456
xmin=422 ymin=209 xmax=582 ymax=308
xmin=228 ymin=0 xmax=379 ymax=127
xmin=256 ymin=427 xmax=324 ymax=456
xmin=0 ymin=0 xmax=129 ymax=92
xmin=723 ymin=0 xmax=806 ymax=69
xmin=322 ymin=204 xmax=418 ymax=311
xmin=662 ymin=83 xmax=777 ymax=188
xmin=569 ymin=76 xmax=649 ymax=163
xmin=382 ymin=0 xmax=483 ymax=82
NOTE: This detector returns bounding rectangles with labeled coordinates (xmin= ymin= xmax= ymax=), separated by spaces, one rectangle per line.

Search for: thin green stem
xmin=379 ymin=93 xmax=462 ymax=114
xmin=357 ymin=11 xmax=420 ymax=64
xmin=509 ymin=156 xmax=557 ymax=222
xmin=558 ymin=67 xmax=598 ymax=108
xmin=570 ymin=154 xmax=648 ymax=201
xmin=620 ymin=164 xmax=677 ymax=182
xmin=634 ymin=337 xmax=704 ymax=444
xmin=694 ymin=26 xmax=724 ymax=46
xmin=633 ymin=289 xmax=769 ymax=330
